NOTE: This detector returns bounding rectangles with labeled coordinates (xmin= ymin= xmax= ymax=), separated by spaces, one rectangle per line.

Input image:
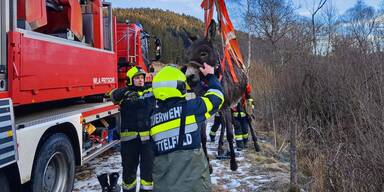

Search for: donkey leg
xmin=201 ymin=122 xmax=213 ymax=174
xmin=217 ymin=111 xmax=225 ymax=157
xmin=247 ymin=116 xmax=261 ymax=152
xmin=224 ymin=109 xmax=238 ymax=171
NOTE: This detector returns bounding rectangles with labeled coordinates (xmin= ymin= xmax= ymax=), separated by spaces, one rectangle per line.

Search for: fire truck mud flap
xmin=0 ymin=170 xmax=10 ymax=192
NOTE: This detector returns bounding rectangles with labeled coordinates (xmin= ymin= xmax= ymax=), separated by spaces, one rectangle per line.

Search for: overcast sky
xmin=108 ymin=0 xmax=381 ymax=27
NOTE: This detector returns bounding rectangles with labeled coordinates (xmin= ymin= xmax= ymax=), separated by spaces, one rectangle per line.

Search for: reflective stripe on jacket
xmin=110 ymin=85 xmax=155 ymax=142
xmin=150 ymin=74 xmax=224 ymax=156
xmin=120 ymin=130 xmax=150 ymax=141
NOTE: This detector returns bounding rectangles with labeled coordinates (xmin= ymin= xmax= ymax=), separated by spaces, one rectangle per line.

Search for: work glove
xmin=107 ymin=89 xmax=119 ymax=104
xmin=105 ymin=89 xmax=115 ymax=98
xmin=123 ymin=91 xmax=140 ymax=102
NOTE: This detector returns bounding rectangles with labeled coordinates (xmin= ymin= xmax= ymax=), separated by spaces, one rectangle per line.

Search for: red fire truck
xmin=0 ymin=0 xmax=158 ymax=191
xmin=116 ymin=22 xmax=161 ymax=87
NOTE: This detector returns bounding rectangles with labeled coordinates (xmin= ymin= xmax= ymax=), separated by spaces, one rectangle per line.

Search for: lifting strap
xmin=177 ymin=101 xmax=188 ymax=149
xmin=201 ymin=0 xmax=245 ymax=83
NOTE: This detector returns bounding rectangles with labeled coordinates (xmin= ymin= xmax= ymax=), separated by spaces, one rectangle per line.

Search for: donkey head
xmin=183 ymin=21 xmax=218 ymax=91
xmin=183 ymin=20 xmax=248 ymax=109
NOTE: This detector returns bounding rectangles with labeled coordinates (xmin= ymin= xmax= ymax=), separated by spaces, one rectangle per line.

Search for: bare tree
xmin=251 ymin=0 xmax=295 ymax=49
xmin=228 ymin=0 xmax=257 ymax=72
xmin=305 ymin=0 xmax=328 ymax=55
xmin=246 ymin=0 xmax=253 ymax=70
xmin=320 ymin=0 xmax=338 ymax=55
xmin=374 ymin=0 xmax=384 ymax=51
xmin=343 ymin=0 xmax=377 ymax=52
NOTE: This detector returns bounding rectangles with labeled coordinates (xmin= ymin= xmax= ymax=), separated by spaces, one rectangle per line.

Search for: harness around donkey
xmin=182 ymin=18 xmax=260 ymax=172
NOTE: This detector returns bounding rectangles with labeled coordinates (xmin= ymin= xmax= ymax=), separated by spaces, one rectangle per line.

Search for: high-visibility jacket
xmin=149 ymin=74 xmax=224 ymax=156
xmin=110 ymin=85 xmax=155 ymax=142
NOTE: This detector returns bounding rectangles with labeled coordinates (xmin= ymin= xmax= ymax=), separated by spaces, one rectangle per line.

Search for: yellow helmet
xmin=152 ymin=66 xmax=187 ymax=101
xmin=126 ymin=66 xmax=146 ymax=86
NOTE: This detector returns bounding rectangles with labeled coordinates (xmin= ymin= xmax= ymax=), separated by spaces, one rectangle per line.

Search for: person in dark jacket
xmin=232 ymin=102 xmax=249 ymax=150
xmin=110 ymin=66 xmax=155 ymax=192
xmin=232 ymin=83 xmax=254 ymax=150
xmin=149 ymin=63 xmax=224 ymax=192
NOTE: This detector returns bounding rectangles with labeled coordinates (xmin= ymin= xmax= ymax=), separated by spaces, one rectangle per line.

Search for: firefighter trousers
xmin=233 ymin=116 xmax=250 ymax=148
xmin=121 ymin=138 xmax=154 ymax=192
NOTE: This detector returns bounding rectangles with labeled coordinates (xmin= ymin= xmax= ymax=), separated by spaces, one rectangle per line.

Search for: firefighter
xmin=232 ymin=102 xmax=249 ymax=150
xmin=110 ymin=66 xmax=154 ymax=192
xmin=232 ymin=84 xmax=254 ymax=150
xmin=244 ymin=83 xmax=255 ymax=116
xmin=149 ymin=63 xmax=224 ymax=192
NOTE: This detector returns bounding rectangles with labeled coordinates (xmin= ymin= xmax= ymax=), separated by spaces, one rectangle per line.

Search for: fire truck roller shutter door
xmin=0 ymin=0 xmax=7 ymax=91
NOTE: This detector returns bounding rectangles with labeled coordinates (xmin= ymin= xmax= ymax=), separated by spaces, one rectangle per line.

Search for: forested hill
xmin=112 ymin=8 xmax=248 ymax=64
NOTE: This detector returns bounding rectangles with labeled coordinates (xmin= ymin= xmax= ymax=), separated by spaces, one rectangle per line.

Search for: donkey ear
xmin=182 ymin=27 xmax=198 ymax=43
xmin=206 ymin=20 xmax=217 ymax=42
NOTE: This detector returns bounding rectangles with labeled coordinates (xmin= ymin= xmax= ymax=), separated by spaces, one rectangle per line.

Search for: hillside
xmin=112 ymin=8 xmax=249 ymax=64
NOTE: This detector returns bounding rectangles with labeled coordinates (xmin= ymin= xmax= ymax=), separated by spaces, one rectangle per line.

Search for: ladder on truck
xmin=0 ymin=99 xmax=17 ymax=169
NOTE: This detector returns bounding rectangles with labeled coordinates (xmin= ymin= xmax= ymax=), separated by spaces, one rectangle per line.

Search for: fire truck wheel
xmin=0 ymin=171 xmax=10 ymax=192
xmin=32 ymin=133 xmax=75 ymax=192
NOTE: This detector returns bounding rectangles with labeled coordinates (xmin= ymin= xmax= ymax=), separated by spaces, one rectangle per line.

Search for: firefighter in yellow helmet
xmin=150 ymin=63 xmax=224 ymax=192
xmin=109 ymin=66 xmax=155 ymax=192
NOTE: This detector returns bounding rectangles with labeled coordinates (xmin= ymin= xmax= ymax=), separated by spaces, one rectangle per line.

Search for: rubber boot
xmin=236 ymin=140 xmax=244 ymax=151
xmin=243 ymin=139 xmax=248 ymax=149
xmin=97 ymin=173 xmax=110 ymax=192
xmin=109 ymin=172 xmax=121 ymax=192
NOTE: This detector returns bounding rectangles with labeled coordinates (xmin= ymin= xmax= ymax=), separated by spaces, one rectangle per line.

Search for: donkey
xmin=182 ymin=21 xmax=249 ymax=171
